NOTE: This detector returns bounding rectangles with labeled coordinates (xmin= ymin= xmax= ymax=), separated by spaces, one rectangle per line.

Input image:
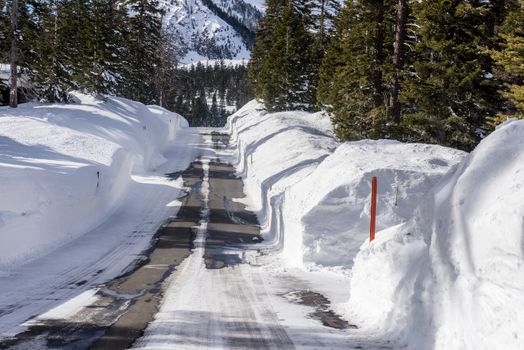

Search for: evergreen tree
xmin=27 ymin=0 xmax=77 ymax=102
xmin=77 ymin=0 xmax=127 ymax=95
xmin=401 ymin=0 xmax=506 ymax=150
xmin=0 ymin=0 xmax=9 ymax=102
xmin=310 ymin=0 xmax=340 ymax=46
xmin=154 ymin=25 xmax=178 ymax=107
xmin=250 ymin=0 xmax=319 ymax=111
xmin=317 ymin=0 xmax=395 ymax=140
xmin=248 ymin=0 xmax=287 ymax=99
xmin=490 ymin=0 xmax=524 ymax=122
xmin=390 ymin=0 xmax=409 ymax=124
xmin=210 ymin=91 xmax=219 ymax=126
xmin=119 ymin=0 xmax=162 ymax=104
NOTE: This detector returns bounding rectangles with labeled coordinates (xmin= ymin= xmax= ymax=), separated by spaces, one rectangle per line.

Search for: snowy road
xmin=0 ymin=129 xmax=387 ymax=350
xmin=131 ymin=132 xmax=380 ymax=350
xmin=0 ymin=128 xmax=200 ymax=340
xmin=132 ymin=133 xmax=295 ymax=349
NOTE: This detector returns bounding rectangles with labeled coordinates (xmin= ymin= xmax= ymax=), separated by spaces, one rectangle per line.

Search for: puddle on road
xmin=283 ymin=290 xmax=357 ymax=330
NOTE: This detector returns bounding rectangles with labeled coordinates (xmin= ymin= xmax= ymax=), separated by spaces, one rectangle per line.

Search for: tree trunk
xmin=390 ymin=0 xmax=408 ymax=123
xmin=372 ymin=0 xmax=385 ymax=109
xmin=9 ymin=0 xmax=19 ymax=108
xmin=319 ymin=0 xmax=326 ymax=44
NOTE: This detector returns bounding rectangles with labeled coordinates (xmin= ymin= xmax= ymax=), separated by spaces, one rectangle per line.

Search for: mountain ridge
xmin=159 ymin=0 xmax=264 ymax=64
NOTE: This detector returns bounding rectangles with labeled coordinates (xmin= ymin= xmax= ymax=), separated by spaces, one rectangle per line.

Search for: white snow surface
xmin=347 ymin=119 xmax=524 ymax=350
xmin=226 ymin=100 xmax=466 ymax=269
xmin=0 ymin=93 xmax=199 ymax=336
xmin=0 ymin=93 xmax=188 ymax=267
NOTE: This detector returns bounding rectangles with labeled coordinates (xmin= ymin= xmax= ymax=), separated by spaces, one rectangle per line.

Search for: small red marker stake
xmin=370 ymin=176 xmax=377 ymax=242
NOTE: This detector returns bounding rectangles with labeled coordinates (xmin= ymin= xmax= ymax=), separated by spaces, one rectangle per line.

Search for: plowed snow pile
xmin=226 ymin=101 xmax=466 ymax=269
xmin=347 ymin=119 xmax=524 ymax=349
xmin=0 ymin=93 xmax=188 ymax=266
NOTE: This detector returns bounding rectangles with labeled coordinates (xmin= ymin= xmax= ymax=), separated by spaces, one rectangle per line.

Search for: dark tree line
xmin=0 ymin=0 xmax=168 ymax=106
xmin=249 ymin=0 xmax=524 ymax=151
xmin=1 ymin=0 xmax=253 ymax=126
xmin=169 ymin=62 xmax=252 ymax=127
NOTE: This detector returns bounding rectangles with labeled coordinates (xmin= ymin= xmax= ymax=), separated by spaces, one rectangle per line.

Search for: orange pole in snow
xmin=370 ymin=176 xmax=377 ymax=241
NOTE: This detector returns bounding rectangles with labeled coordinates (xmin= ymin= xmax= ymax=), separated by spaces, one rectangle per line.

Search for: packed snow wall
xmin=0 ymin=93 xmax=188 ymax=267
xmin=347 ymin=119 xmax=524 ymax=350
xmin=226 ymin=100 xmax=466 ymax=268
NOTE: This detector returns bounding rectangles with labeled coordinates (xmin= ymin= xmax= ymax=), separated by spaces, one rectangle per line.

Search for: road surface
xmin=0 ymin=128 xmax=388 ymax=350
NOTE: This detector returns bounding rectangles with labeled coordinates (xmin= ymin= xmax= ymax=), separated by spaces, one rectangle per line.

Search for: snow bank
xmin=226 ymin=101 xmax=465 ymax=269
xmin=347 ymin=120 xmax=524 ymax=349
xmin=0 ymin=93 xmax=188 ymax=267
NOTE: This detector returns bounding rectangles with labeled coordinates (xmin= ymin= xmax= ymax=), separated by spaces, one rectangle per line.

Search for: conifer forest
xmin=250 ymin=0 xmax=524 ymax=151
xmin=1 ymin=0 xmax=524 ymax=148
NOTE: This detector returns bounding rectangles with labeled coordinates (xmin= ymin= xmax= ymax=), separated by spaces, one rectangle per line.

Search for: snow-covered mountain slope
xmin=159 ymin=0 xmax=263 ymax=63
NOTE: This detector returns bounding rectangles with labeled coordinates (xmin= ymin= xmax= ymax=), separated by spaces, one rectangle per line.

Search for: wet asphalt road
xmin=0 ymin=131 xmax=265 ymax=350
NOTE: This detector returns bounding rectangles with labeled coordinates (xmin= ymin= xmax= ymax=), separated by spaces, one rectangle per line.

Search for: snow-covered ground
xmin=0 ymin=94 xmax=199 ymax=335
xmin=225 ymin=100 xmax=466 ymax=269
xmin=2 ymin=94 xmax=523 ymax=349
xmin=0 ymin=93 xmax=190 ymax=267
xmin=347 ymin=119 xmax=524 ymax=350
xmin=226 ymin=101 xmax=524 ymax=349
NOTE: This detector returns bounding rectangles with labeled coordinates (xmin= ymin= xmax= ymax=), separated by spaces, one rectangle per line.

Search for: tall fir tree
xmin=119 ymin=0 xmax=162 ymax=104
xmin=401 ymin=0 xmax=506 ymax=150
xmin=0 ymin=0 xmax=8 ymax=98
xmin=23 ymin=0 xmax=81 ymax=102
xmin=490 ymin=0 xmax=524 ymax=122
xmin=76 ymin=0 xmax=128 ymax=95
xmin=248 ymin=0 xmax=287 ymax=99
xmin=317 ymin=0 xmax=395 ymax=140
xmin=154 ymin=25 xmax=178 ymax=108
xmin=249 ymin=0 xmax=320 ymax=111
xmin=390 ymin=0 xmax=409 ymax=124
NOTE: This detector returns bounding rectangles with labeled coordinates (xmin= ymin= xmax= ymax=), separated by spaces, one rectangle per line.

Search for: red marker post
xmin=370 ymin=176 xmax=377 ymax=242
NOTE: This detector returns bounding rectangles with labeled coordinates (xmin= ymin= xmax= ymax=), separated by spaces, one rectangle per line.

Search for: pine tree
xmin=401 ymin=0 xmax=506 ymax=150
xmin=311 ymin=0 xmax=340 ymax=46
xmin=210 ymin=91 xmax=219 ymax=126
xmin=490 ymin=0 xmax=524 ymax=122
xmin=26 ymin=0 xmax=77 ymax=102
xmin=250 ymin=0 xmax=319 ymax=111
xmin=390 ymin=0 xmax=409 ymax=124
xmin=317 ymin=0 xmax=395 ymax=140
xmin=248 ymin=0 xmax=287 ymax=99
xmin=8 ymin=0 xmax=20 ymax=107
xmin=119 ymin=0 xmax=162 ymax=104
xmin=0 ymin=0 xmax=9 ymax=102
xmin=154 ymin=25 xmax=178 ymax=107
xmin=77 ymin=0 xmax=127 ymax=95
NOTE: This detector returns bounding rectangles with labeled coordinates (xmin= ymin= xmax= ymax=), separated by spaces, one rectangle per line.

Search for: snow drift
xmin=0 ymin=93 xmax=188 ymax=267
xmin=226 ymin=101 xmax=465 ymax=269
xmin=347 ymin=119 xmax=524 ymax=349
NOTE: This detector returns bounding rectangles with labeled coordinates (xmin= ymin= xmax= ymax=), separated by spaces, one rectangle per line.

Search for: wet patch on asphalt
xmin=283 ymin=290 xmax=357 ymax=330
xmin=202 ymin=133 xmax=264 ymax=270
